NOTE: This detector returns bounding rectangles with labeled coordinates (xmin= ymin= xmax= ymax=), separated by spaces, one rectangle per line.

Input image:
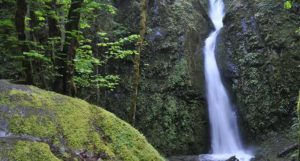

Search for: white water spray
xmin=201 ymin=0 xmax=253 ymax=160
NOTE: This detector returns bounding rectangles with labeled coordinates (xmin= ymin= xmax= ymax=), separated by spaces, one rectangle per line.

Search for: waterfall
xmin=200 ymin=0 xmax=253 ymax=160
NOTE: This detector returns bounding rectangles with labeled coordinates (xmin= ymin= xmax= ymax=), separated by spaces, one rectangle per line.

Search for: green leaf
xmin=284 ymin=1 xmax=292 ymax=9
xmin=23 ymin=51 xmax=50 ymax=62
xmin=0 ymin=19 xmax=14 ymax=28
xmin=295 ymin=27 xmax=300 ymax=35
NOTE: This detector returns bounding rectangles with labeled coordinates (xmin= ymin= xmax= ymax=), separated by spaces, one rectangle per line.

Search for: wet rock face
xmin=220 ymin=0 xmax=300 ymax=139
xmin=99 ymin=0 xmax=212 ymax=156
xmin=140 ymin=0 xmax=213 ymax=156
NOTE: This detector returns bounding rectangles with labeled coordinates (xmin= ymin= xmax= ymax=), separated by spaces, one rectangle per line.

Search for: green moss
xmin=0 ymin=81 xmax=164 ymax=161
xmin=9 ymin=141 xmax=61 ymax=161
xmin=167 ymin=59 xmax=188 ymax=88
xmin=91 ymin=106 xmax=164 ymax=161
xmin=9 ymin=115 xmax=57 ymax=138
xmin=135 ymin=93 xmax=207 ymax=155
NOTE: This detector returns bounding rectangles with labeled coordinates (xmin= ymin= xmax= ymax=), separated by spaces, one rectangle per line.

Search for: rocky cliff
xmin=93 ymin=0 xmax=300 ymax=157
xmin=220 ymin=0 xmax=299 ymax=140
xmin=99 ymin=0 xmax=212 ymax=156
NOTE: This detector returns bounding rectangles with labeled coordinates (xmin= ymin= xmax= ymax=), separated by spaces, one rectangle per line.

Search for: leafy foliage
xmin=97 ymin=33 xmax=140 ymax=59
xmin=23 ymin=50 xmax=50 ymax=62
xmin=72 ymin=30 xmax=138 ymax=90
xmin=0 ymin=0 xmax=139 ymax=92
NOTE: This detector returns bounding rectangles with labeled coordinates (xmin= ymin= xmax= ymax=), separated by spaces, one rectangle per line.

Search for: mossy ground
xmin=0 ymin=80 xmax=164 ymax=161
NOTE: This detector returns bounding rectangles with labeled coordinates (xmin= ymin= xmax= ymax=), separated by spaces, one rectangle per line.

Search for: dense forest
xmin=0 ymin=0 xmax=299 ymax=161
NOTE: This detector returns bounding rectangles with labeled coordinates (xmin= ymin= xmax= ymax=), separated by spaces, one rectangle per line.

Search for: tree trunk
xmin=129 ymin=0 xmax=148 ymax=125
xmin=15 ymin=0 xmax=33 ymax=84
xmin=297 ymin=91 xmax=300 ymax=161
xmin=47 ymin=0 xmax=64 ymax=92
xmin=47 ymin=0 xmax=61 ymax=38
xmin=29 ymin=3 xmax=49 ymax=88
xmin=61 ymin=0 xmax=83 ymax=96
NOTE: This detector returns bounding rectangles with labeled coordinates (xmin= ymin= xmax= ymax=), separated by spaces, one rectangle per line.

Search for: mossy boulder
xmin=0 ymin=80 xmax=164 ymax=161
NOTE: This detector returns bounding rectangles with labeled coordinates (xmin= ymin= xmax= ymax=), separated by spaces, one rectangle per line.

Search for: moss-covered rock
xmin=0 ymin=80 xmax=164 ymax=161
xmin=6 ymin=141 xmax=61 ymax=161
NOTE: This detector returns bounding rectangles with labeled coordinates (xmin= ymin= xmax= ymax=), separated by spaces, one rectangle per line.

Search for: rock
xmin=168 ymin=155 xmax=200 ymax=161
xmin=0 ymin=80 xmax=164 ymax=161
xmin=277 ymin=143 xmax=299 ymax=158
xmin=220 ymin=0 xmax=300 ymax=138
xmin=226 ymin=156 xmax=239 ymax=161
xmin=249 ymin=129 xmax=297 ymax=161
xmin=102 ymin=0 xmax=212 ymax=156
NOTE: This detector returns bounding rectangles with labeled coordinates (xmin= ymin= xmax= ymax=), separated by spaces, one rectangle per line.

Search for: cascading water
xmin=200 ymin=0 xmax=253 ymax=160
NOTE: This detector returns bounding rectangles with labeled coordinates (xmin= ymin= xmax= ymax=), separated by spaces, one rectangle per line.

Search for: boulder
xmin=0 ymin=80 xmax=164 ymax=161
